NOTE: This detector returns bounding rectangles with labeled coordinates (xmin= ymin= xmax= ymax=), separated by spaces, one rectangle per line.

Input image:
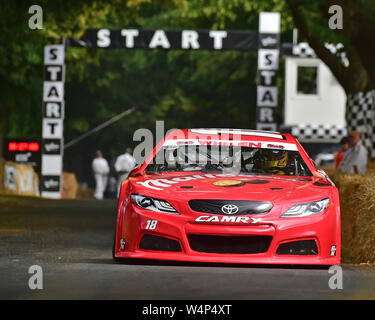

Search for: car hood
xmin=129 ymin=171 xmax=333 ymax=203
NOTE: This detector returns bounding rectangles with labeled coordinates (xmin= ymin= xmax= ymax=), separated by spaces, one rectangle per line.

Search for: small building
xmin=282 ymin=42 xmax=348 ymax=163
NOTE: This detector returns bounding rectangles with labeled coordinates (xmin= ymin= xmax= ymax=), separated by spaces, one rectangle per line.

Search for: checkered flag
xmin=347 ymin=90 xmax=375 ymax=158
xmin=291 ymin=124 xmax=347 ymax=142
xmin=292 ymin=42 xmax=316 ymax=58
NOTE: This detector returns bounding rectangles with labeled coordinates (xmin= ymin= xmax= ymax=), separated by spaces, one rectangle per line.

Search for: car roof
xmin=164 ymin=128 xmax=296 ymax=143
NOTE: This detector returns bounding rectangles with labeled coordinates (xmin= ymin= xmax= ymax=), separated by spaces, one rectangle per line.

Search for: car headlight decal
xmin=281 ymin=198 xmax=329 ymax=218
xmin=131 ymin=194 xmax=179 ymax=214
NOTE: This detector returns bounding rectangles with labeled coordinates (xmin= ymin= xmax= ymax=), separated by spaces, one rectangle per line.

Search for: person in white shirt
xmin=92 ymin=150 xmax=110 ymax=200
xmin=338 ymin=131 xmax=368 ymax=174
xmin=114 ymin=148 xmax=137 ymax=194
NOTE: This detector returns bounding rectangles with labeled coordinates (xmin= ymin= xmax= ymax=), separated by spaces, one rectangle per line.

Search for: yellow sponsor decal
xmin=212 ymin=180 xmax=244 ymax=187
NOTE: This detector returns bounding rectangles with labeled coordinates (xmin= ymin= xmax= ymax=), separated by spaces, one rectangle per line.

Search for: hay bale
xmin=0 ymin=157 xmax=5 ymax=194
xmin=76 ymin=184 xmax=94 ymax=199
xmin=353 ymin=173 xmax=375 ymax=263
xmin=326 ymin=163 xmax=375 ymax=264
xmin=1 ymin=160 xmax=39 ymax=196
xmin=62 ymin=172 xmax=78 ymax=199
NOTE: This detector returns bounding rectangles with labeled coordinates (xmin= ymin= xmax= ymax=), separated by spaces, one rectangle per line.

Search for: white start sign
xmin=41 ymin=44 xmax=65 ymax=199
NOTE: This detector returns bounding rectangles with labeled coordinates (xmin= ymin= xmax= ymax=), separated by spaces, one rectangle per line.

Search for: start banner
xmin=67 ymin=29 xmax=258 ymax=51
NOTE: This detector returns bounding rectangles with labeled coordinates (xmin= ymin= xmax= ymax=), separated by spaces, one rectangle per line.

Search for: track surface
xmin=0 ymin=196 xmax=374 ymax=300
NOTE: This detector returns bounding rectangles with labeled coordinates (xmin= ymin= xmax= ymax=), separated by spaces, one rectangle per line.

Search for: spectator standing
xmin=335 ymin=137 xmax=350 ymax=170
xmin=92 ymin=150 xmax=110 ymax=200
xmin=114 ymin=148 xmax=136 ymax=194
xmin=338 ymin=131 xmax=368 ymax=174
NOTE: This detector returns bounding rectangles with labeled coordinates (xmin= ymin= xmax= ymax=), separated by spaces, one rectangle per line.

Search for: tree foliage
xmin=2 ymin=0 xmax=287 ymax=183
xmin=10 ymin=0 xmax=374 ymax=181
xmin=285 ymin=0 xmax=375 ymax=94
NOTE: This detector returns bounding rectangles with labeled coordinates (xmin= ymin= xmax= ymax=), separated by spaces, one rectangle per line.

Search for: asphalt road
xmin=0 ymin=196 xmax=374 ymax=300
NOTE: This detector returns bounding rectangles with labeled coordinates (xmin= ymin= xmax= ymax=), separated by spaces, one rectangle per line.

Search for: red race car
xmin=113 ymin=129 xmax=341 ymax=265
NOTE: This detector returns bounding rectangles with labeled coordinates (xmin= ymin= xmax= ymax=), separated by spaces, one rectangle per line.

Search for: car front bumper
xmin=114 ymin=203 xmax=341 ymax=265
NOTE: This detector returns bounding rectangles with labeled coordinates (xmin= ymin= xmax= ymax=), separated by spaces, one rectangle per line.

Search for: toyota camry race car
xmin=113 ymin=129 xmax=341 ymax=265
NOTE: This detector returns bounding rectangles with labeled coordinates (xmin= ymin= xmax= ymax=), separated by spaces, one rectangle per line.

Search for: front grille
xmin=188 ymin=199 xmax=272 ymax=215
xmin=139 ymin=234 xmax=182 ymax=252
xmin=187 ymin=234 xmax=272 ymax=254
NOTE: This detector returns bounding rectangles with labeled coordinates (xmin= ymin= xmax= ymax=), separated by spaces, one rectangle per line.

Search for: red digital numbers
xmin=8 ymin=142 xmax=40 ymax=152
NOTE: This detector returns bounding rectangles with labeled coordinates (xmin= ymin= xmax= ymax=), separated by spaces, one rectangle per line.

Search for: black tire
xmin=112 ymin=205 xmax=122 ymax=263
xmin=112 ymin=226 xmax=121 ymax=262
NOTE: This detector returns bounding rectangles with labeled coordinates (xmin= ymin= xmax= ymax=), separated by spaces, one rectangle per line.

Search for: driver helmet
xmin=257 ymin=149 xmax=288 ymax=170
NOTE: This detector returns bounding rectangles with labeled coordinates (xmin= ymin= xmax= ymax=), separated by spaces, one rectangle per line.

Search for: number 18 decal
xmin=145 ymin=220 xmax=158 ymax=230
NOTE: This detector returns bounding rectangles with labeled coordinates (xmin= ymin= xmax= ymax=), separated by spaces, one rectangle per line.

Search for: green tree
xmin=0 ymin=0 xmax=137 ymax=156
xmin=1 ymin=0 xmax=293 ymax=183
xmin=61 ymin=0 xmax=278 ymax=182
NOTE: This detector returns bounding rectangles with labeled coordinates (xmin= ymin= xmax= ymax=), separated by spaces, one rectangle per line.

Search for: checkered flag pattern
xmin=290 ymin=124 xmax=347 ymax=143
xmin=292 ymin=42 xmax=316 ymax=58
xmin=291 ymin=42 xmax=349 ymax=67
xmin=347 ymin=90 xmax=375 ymax=158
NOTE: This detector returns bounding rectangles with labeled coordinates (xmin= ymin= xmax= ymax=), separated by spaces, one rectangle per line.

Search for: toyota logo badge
xmin=221 ymin=204 xmax=239 ymax=215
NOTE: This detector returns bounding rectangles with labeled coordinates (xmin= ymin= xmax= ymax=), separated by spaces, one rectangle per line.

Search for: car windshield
xmin=145 ymin=144 xmax=312 ymax=176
